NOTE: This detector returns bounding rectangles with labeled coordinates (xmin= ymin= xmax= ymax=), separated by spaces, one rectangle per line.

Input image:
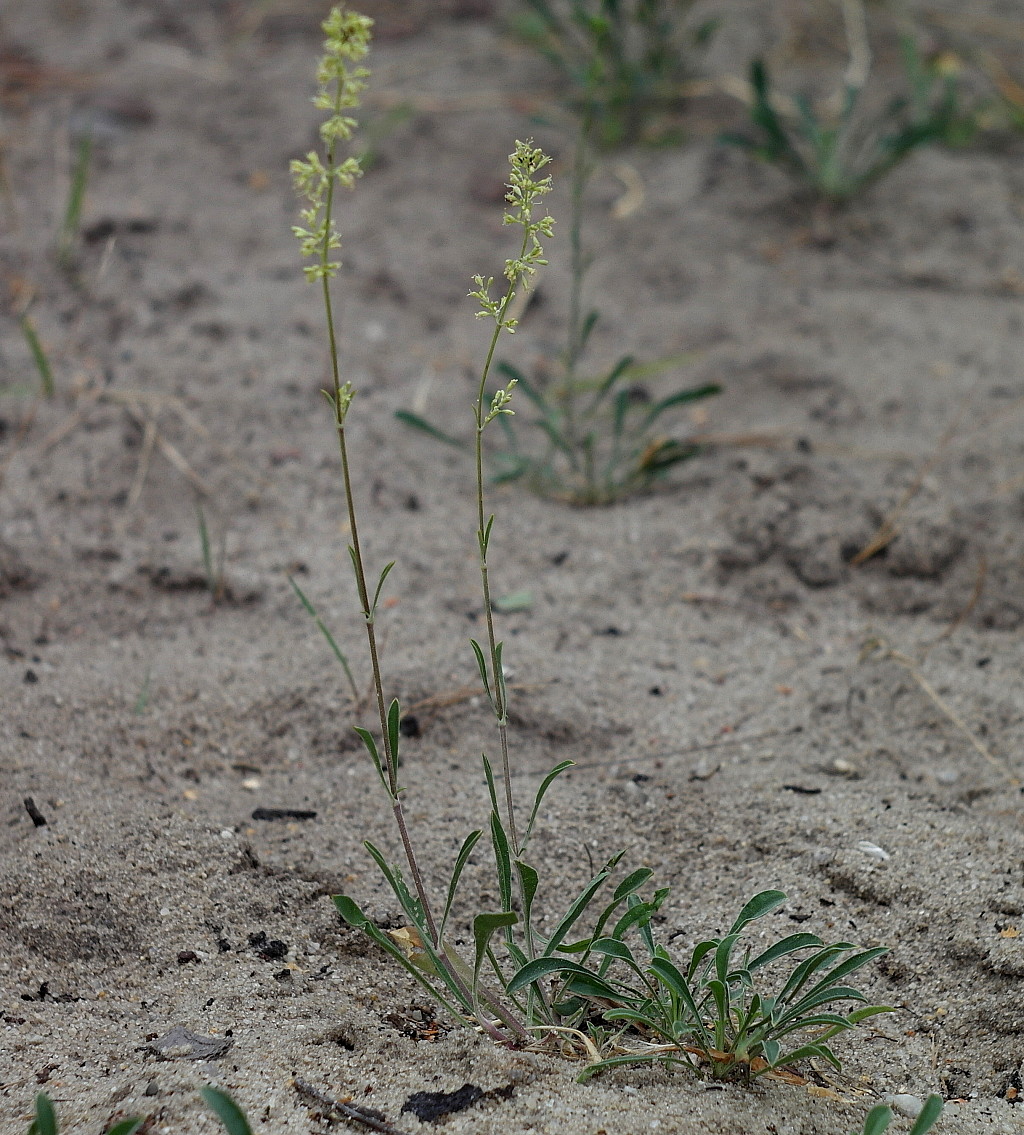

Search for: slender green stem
xmin=563 ymin=122 xmax=589 ymax=462
xmin=473 ymin=224 xmax=534 ymax=858
xmin=317 ymin=71 xmax=447 ymax=957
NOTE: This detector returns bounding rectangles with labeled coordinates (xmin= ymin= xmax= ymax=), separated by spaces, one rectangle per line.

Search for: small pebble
xmin=856 ymin=840 xmax=890 ymax=861
xmin=884 ymin=1094 xmax=924 ymax=1118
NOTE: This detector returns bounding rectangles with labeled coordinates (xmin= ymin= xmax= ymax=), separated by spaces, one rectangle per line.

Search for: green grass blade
xmin=58 ymin=129 xmax=92 ymax=267
xmin=287 ymin=576 xmax=359 ymax=701
xmin=201 ymin=1088 xmax=254 ymax=1135
xmin=21 ymin=316 xmax=55 ymax=399
xmin=640 ymin=382 xmax=720 ymax=428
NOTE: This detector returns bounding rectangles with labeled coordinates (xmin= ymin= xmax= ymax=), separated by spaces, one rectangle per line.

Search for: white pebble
xmin=856 ymin=841 xmax=891 ymax=861
xmin=885 ymin=1094 xmax=924 ymax=1118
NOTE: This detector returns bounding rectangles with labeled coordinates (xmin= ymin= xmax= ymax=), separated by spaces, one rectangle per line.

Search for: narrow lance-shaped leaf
xmin=201 ymin=1088 xmax=254 ymax=1135
xmin=394 ymin=409 xmax=466 ymax=449
xmin=489 ymin=811 xmax=513 ymax=913
xmin=640 ymin=383 xmax=721 ymax=429
xmin=728 ymin=889 xmax=787 ymax=934
xmin=30 ymin=1094 xmax=58 ymax=1135
xmin=861 ymin=1104 xmax=895 ymax=1135
xmin=473 ymin=912 xmax=518 ymax=992
xmin=107 ymin=1120 xmax=145 ymax=1135
xmin=470 ymin=639 xmax=494 ymax=711
xmin=363 ymin=841 xmax=422 ymax=925
xmin=648 ymin=956 xmax=713 ymax=1051
xmin=353 ymin=725 xmax=390 ymax=793
xmin=523 ymin=760 xmax=574 ymax=846
xmin=515 ymin=858 xmax=539 ymax=933
xmin=441 ymin=829 xmax=484 ymax=933
xmin=745 ymin=932 xmax=823 ymax=973
xmin=543 ymin=853 xmax=623 ymax=956
xmin=385 ymin=698 xmax=402 ymax=773
xmin=370 ymin=561 xmax=397 ymax=619
xmin=909 ymin=1096 xmax=943 ymax=1135
xmin=333 ymin=896 xmax=470 ymax=1016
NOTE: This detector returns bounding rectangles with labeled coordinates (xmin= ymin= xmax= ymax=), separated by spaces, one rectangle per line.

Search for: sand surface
xmin=3 ymin=2 xmax=1024 ymax=1132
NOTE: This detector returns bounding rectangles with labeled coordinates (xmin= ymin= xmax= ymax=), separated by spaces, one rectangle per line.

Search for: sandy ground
xmin=3 ymin=1 xmax=1024 ymax=1132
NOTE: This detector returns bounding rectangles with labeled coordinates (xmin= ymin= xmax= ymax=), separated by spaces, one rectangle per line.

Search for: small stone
xmin=884 ymin=1094 xmax=924 ymax=1119
xmin=856 ymin=841 xmax=891 ymax=861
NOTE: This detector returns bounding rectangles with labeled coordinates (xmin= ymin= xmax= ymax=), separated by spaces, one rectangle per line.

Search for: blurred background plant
xmin=399 ymin=123 xmax=719 ymax=506
xmin=511 ymin=0 xmax=718 ymax=148
xmin=722 ymin=30 xmax=971 ymax=206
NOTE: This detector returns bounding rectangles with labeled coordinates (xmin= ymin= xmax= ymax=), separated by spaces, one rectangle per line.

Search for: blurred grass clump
xmin=512 ymin=0 xmax=717 ymax=147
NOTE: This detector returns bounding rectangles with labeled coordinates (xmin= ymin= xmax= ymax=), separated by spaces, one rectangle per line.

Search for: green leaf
xmin=640 ymin=382 xmax=721 ymax=428
xmin=612 ymin=866 xmax=654 ymax=901
xmin=489 ymin=811 xmax=513 ymax=913
xmin=908 ymin=1096 xmax=944 ymax=1135
xmin=21 ymin=316 xmax=55 ymax=399
xmin=470 ymin=639 xmax=494 ymax=709
xmin=106 ymin=1121 xmax=145 ymax=1135
xmin=331 ymin=896 xmax=470 ymax=1016
xmin=507 ymin=955 xmax=593 ymax=994
xmin=746 ymin=932 xmax=823 ymax=973
xmin=442 ymin=829 xmax=484 ymax=933
xmin=576 ymin=1049 xmax=689 ymax=1083
xmin=769 ymin=1040 xmax=842 ymax=1073
xmin=385 ymin=698 xmax=401 ymax=772
xmin=564 ymin=971 xmax=633 ymax=1000
xmin=201 ymin=1088 xmax=254 ymax=1135
xmin=30 ymin=1094 xmax=58 ymax=1135
xmin=714 ymin=932 xmax=741 ymax=983
xmin=860 ymin=1104 xmax=894 ymax=1135
xmin=394 ymin=409 xmax=466 ymax=448
xmin=685 ymin=938 xmax=719 ymax=980
xmin=729 ymin=890 xmax=787 ymax=934
xmin=492 ymin=589 xmax=533 ymax=614
xmin=473 ymin=911 xmax=518 ymax=988
xmin=481 ymin=757 xmax=502 ymax=822
xmin=515 ymin=859 xmax=539 ymax=932
xmin=362 ymin=841 xmax=422 ymax=925
xmin=524 ymin=760 xmax=574 ymax=844
xmin=370 ymin=562 xmax=397 ymax=618
xmin=589 ymin=936 xmax=637 ymax=964
xmin=543 ymin=854 xmax=622 ymax=956
xmin=648 ymin=956 xmax=709 ymax=1048
xmin=353 ymin=725 xmax=389 ymax=792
